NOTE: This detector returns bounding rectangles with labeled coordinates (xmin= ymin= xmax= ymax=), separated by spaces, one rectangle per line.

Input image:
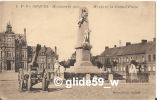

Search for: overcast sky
xmin=0 ymin=2 xmax=155 ymax=61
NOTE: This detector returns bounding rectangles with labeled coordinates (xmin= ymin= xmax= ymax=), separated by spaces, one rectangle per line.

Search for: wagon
xmin=18 ymin=68 xmax=52 ymax=91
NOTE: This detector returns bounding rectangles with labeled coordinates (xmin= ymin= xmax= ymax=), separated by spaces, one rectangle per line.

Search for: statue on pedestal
xmin=78 ymin=8 xmax=88 ymax=28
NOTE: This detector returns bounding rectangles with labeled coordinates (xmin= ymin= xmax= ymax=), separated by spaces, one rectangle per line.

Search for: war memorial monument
xmin=66 ymin=7 xmax=103 ymax=77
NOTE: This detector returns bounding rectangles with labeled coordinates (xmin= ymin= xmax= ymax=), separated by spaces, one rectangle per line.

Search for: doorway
xmin=7 ymin=61 xmax=11 ymax=70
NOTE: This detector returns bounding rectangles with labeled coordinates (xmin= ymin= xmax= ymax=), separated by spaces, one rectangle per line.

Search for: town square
xmin=0 ymin=1 xmax=156 ymax=100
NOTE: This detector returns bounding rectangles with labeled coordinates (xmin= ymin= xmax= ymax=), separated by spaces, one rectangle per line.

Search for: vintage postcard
xmin=0 ymin=1 xmax=156 ymax=100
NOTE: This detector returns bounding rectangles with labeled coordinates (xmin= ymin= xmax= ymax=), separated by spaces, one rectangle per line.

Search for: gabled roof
xmin=28 ymin=46 xmax=57 ymax=57
xmin=100 ymin=41 xmax=155 ymax=57
xmin=15 ymin=34 xmax=27 ymax=46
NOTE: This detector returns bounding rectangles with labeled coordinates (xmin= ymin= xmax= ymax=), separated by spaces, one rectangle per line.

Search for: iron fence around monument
xmin=126 ymin=72 xmax=149 ymax=83
xmin=64 ymin=72 xmax=108 ymax=80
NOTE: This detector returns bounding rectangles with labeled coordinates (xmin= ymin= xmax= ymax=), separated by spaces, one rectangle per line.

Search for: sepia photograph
xmin=0 ymin=1 xmax=156 ymax=100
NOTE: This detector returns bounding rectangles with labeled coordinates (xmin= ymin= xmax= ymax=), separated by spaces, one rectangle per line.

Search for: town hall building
xmin=0 ymin=23 xmax=27 ymax=72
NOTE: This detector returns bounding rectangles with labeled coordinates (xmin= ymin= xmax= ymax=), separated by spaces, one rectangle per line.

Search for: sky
xmin=0 ymin=2 xmax=155 ymax=61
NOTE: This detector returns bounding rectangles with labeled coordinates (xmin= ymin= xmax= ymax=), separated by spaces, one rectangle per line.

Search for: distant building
xmin=0 ymin=23 xmax=27 ymax=72
xmin=28 ymin=45 xmax=58 ymax=70
xmin=97 ymin=39 xmax=156 ymax=73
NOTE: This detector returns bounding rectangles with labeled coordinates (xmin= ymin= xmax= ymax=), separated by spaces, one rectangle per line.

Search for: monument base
xmin=73 ymin=65 xmax=103 ymax=73
xmin=74 ymin=61 xmax=93 ymax=67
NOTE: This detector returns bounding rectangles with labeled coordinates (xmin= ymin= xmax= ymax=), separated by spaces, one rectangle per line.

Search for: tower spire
xmin=6 ymin=21 xmax=12 ymax=33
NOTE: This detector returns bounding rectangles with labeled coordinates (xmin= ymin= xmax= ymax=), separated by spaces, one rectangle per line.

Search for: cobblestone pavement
xmin=0 ymin=72 xmax=155 ymax=100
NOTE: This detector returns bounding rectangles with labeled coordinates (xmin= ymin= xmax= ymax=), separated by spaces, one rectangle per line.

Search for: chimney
xmin=43 ymin=45 xmax=47 ymax=52
xmin=55 ymin=46 xmax=57 ymax=54
xmin=24 ymin=28 xmax=26 ymax=41
xmin=153 ymin=38 xmax=156 ymax=42
xmin=126 ymin=42 xmax=131 ymax=46
xmin=105 ymin=46 xmax=109 ymax=50
xmin=141 ymin=39 xmax=147 ymax=44
xmin=24 ymin=28 xmax=26 ymax=34
xmin=114 ymin=45 xmax=116 ymax=48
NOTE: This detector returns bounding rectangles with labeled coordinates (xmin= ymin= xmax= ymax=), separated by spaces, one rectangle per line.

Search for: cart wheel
xmin=46 ymin=80 xmax=49 ymax=90
xmin=19 ymin=79 xmax=24 ymax=91
xmin=46 ymin=72 xmax=50 ymax=90
xmin=42 ymin=77 xmax=46 ymax=91
xmin=27 ymin=76 xmax=32 ymax=91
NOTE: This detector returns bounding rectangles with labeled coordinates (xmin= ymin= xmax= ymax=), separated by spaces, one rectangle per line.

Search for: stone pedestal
xmin=74 ymin=49 xmax=92 ymax=67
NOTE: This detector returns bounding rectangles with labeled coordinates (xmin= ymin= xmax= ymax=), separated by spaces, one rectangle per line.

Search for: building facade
xmin=0 ymin=23 xmax=27 ymax=72
xmin=28 ymin=45 xmax=58 ymax=70
xmin=97 ymin=39 xmax=156 ymax=74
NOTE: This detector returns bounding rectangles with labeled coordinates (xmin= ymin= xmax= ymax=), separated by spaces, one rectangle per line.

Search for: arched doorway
xmin=7 ymin=61 xmax=11 ymax=70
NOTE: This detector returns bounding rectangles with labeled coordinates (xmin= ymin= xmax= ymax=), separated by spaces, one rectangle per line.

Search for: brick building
xmin=0 ymin=23 xmax=27 ymax=72
xmin=28 ymin=45 xmax=58 ymax=70
xmin=97 ymin=39 xmax=156 ymax=74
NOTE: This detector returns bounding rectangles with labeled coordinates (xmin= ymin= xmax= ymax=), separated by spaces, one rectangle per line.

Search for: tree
xmin=95 ymin=61 xmax=103 ymax=69
xmin=59 ymin=59 xmax=76 ymax=68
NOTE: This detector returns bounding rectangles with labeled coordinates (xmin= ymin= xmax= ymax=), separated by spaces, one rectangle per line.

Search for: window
xmin=116 ymin=58 xmax=119 ymax=63
xmin=126 ymin=57 xmax=129 ymax=62
xmin=142 ymin=56 xmax=145 ymax=62
xmin=7 ymin=38 xmax=11 ymax=42
xmin=21 ymin=62 xmax=24 ymax=68
xmin=104 ymin=67 xmax=106 ymax=71
xmin=7 ymin=51 xmax=11 ymax=57
xmin=148 ymin=55 xmax=151 ymax=62
xmin=48 ymin=58 xmax=51 ymax=62
xmin=40 ymin=64 xmax=45 ymax=69
xmin=0 ymin=62 xmax=2 ymax=70
xmin=119 ymin=58 xmax=121 ymax=63
xmin=122 ymin=57 xmax=124 ymax=63
xmin=148 ymin=66 xmax=151 ymax=71
xmin=40 ymin=64 xmax=43 ymax=69
xmin=121 ymin=67 xmax=123 ymax=71
xmin=43 ymin=64 xmax=45 ymax=68
xmin=41 ymin=58 xmax=45 ymax=62
xmin=123 ymin=67 xmax=125 ymax=71
xmin=48 ymin=63 xmax=50 ymax=69
xmin=153 ymin=66 xmax=155 ymax=71
xmin=42 ymin=52 xmax=45 ymax=55
xmin=148 ymin=66 xmax=150 ymax=71
xmin=0 ymin=51 xmax=1 ymax=58
xmin=153 ymin=54 xmax=156 ymax=61
xmin=22 ymin=51 xmax=25 ymax=58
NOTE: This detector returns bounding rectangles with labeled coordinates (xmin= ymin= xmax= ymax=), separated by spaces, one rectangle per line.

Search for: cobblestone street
xmin=0 ymin=72 xmax=155 ymax=100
